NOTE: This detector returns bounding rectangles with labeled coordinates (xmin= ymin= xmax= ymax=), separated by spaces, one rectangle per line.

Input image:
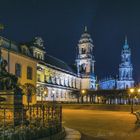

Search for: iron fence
xmin=0 ymin=103 xmax=62 ymax=140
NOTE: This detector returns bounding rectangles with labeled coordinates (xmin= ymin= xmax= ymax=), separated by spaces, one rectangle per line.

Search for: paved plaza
xmin=63 ymin=109 xmax=140 ymax=140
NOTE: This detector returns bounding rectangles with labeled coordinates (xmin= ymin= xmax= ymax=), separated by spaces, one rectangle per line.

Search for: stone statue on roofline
xmin=33 ymin=36 xmax=44 ymax=48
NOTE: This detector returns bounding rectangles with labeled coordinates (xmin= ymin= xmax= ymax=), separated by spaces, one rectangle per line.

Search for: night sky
xmin=0 ymin=0 xmax=140 ymax=82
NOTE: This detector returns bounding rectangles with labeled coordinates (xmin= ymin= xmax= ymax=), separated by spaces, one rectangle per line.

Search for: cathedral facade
xmin=116 ymin=37 xmax=134 ymax=89
xmin=76 ymin=27 xmax=96 ymax=90
xmin=99 ymin=37 xmax=134 ymax=90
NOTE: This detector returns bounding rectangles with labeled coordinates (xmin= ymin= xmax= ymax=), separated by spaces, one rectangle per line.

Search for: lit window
xmin=15 ymin=63 xmax=21 ymax=77
xmin=27 ymin=66 xmax=33 ymax=80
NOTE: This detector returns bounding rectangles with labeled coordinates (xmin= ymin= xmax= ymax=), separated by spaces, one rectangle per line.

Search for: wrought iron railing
xmin=0 ymin=103 xmax=62 ymax=140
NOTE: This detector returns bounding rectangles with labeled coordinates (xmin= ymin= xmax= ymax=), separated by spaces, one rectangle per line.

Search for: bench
xmin=134 ymin=111 xmax=140 ymax=124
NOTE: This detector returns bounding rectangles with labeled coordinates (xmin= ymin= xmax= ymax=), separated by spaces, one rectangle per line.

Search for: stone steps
xmin=64 ymin=127 xmax=81 ymax=140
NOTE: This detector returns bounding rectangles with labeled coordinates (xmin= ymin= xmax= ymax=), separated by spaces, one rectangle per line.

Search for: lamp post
xmin=137 ymin=88 xmax=140 ymax=104
xmin=128 ymin=88 xmax=140 ymax=114
xmin=129 ymin=88 xmax=134 ymax=114
xmin=81 ymin=89 xmax=86 ymax=103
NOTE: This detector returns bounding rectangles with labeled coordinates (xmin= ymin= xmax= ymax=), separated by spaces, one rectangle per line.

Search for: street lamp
xmin=81 ymin=89 xmax=85 ymax=94
xmin=137 ymin=88 xmax=140 ymax=104
xmin=128 ymin=88 xmax=140 ymax=113
xmin=129 ymin=88 xmax=135 ymax=114
xmin=137 ymin=88 xmax=140 ymax=93
xmin=81 ymin=89 xmax=86 ymax=103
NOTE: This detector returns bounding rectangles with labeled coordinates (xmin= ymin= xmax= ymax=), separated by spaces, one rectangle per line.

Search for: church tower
xmin=117 ymin=36 xmax=134 ymax=89
xmin=76 ymin=26 xmax=96 ymax=89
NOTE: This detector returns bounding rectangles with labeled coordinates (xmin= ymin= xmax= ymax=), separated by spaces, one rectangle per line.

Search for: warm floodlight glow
xmin=130 ymin=88 xmax=134 ymax=93
xmin=81 ymin=89 xmax=85 ymax=94
xmin=137 ymin=88 xmax=140 ymax=93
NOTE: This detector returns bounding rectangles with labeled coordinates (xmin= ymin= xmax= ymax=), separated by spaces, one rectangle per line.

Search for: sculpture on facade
xmin=0 ymin=48 xmax=18 ymax=90
xmin=33 ymin=37 xmax=44 ymax=48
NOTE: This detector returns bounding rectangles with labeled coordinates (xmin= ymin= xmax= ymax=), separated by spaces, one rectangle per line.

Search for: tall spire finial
xmin=125 ymin=35 xmax=127 ymax=45
xmin=84 ymin=26 xmax=87 ymax=32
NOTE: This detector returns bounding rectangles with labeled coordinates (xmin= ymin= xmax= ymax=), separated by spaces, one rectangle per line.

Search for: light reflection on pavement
xmin=63 ymin=109 xmax=140 ymax=140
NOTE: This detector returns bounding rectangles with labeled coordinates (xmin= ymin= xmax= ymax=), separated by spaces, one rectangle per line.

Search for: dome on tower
xmin=79 ymin=26 xmax=93 ymax=44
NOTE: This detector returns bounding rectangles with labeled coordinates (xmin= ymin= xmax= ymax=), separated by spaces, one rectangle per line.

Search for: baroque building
xmin=0 ymin=28 xmax=135 ymax=103
xmin=76 ymin=27 xmax=96 ymax=90
xmin=0 ymin=27 xmax=95 ymax=103
xmin=117 ymin=37 xmax=134 ymax=89
xmin=99 ymin=37 xmax=134 ymax=90
xmin=19 ymin=37 xmax=79 ymax=102
xmin=0 ymin=36 xmax=37 ymax=105
xmin=99 ymin=77 xmax=116 ymax=90
xmin=35 ymin=27 xmax=96 ymax=102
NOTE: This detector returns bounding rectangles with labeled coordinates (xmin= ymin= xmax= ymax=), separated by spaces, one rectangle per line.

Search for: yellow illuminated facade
xmin=0 ymin=37 xmax=37 ymax=105
xmin=0 ymin=33 xmax=93 ymax=103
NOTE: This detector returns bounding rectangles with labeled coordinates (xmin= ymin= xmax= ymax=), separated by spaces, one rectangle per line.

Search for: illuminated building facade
xmin=99 ymin=37 xmax=134 ymax=90
xmin=0 ymin=36 xmax=37 ymax=105
xmin=0 ymin=30 xmax=135 ymax=103
xmin=99 ymin=77 xmax=116 ymax=90
xmin=21 ymin=37 xmax=80 ymax=102
xmin=0 ymin=35 xmax=81 ymax=103
xmin=117 ymin=37 xmax=134 ymax=89
xmin=76 ymin=27 xmax=96 ymax=90
xmin=35 ymin=27 xmax=96 ymax=102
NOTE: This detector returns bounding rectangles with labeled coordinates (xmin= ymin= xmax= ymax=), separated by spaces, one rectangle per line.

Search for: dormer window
xmin=33 ymin=50 xmax=44 ymax=60
xmin=20 ymin=45 xmax=30 ymax=56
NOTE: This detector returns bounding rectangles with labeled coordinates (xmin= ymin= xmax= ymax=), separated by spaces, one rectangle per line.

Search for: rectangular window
xmin=15 ymin=63 xmax=21 ymax=77
xmin=27 ymin=66 xmax=33 ymax=80
xmin=27 ymin=95 xmax=32 ymax=103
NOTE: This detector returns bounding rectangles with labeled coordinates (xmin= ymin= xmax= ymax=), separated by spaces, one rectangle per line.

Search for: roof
xmin=78 ymin=28 xmax=93 ymax=44
xmin=0 ymin=36 xmax=20 ymax=52
xmin=44 ymin=54 xmax=76 ymax=74
xmin=0 ymin=36 xmax=38 ymax=61
xmin=0 ymin=36 xmax=77 ymax=75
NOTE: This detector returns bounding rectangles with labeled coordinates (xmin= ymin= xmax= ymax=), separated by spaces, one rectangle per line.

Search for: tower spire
xmin=123 ymin=35 xmax=129 ymax=49
xmin=84 ymin=26 xmax=87 ymax=32
xmin=125 ymin=35 xmax=127 ymax=45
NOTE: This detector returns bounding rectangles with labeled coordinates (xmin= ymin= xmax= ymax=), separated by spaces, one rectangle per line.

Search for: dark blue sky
xmin=0 ymin=0 xmax=140 ymax=81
